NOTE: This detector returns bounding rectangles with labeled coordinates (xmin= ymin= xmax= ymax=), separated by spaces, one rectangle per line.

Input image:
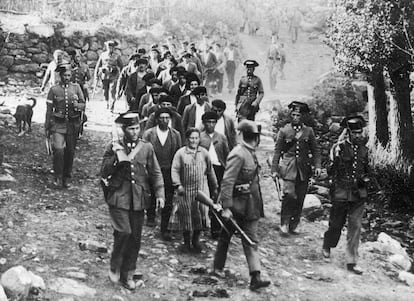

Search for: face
xmin=203 ymin=119 xmax=217 ymax=133
xmin=291 ymin=111 xmax=302 ymax=125
xmin=74 ymin=54 xmax=81 ymax=64
xmin=61 ymin=69 xmax=71 ymax=84
xmin=212 ymin=105 xmax=224 ymax=118
xmin=158 ymin=113 xmax=171 ymax=129
xmin=197 ymin=92 xmax=208 ymax=104
xmin=108 ymin=45 xmax=114 ymax=53
xmin=124 ymin=124 xmax=140 ymax=142
xmin=152 ymin=92 xmax=161 ymax=103
xmin=187 ymin=131 xmax=200 ymax=149
xmin=138 ymin=63 xmax=147 ymax=72
xmin=247 ymin=67 xmax=255 ymax=76
xmin=179 ymin=75 xmax=186 ymax=85
xmin=171 ymin=71 xmax=178 ymax=82
xmin=349 ymin=130 xmax=364 ymax=145
xmin=160 ymin=102 xmax=172 ymax=108
xmin=189 ymin=80 xmax=199 ymax=91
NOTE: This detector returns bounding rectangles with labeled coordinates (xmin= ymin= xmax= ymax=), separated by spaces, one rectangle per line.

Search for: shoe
xmin=120 ymin=271 xmax=136 ymax=290
xmin=53 ymin=177 xmax=63 ymax=188
xmin=322 ymin=248 xmax=331 ymax=259
xmin=347 ymin=264 xmax=363 ymax=275
xmin=210 ymin=268 xmax=226 ymax=278
xmin=108 ymin=268 xmax=120 ymax=283
xmin=279 ymin=224 xmax=289 ymax=236
xmin=192 ymin=231 xmax=202 ymax=253
xmin=249 ymin=272 xmax=271 ymax=291
xmin=289 ymin=229 xmax=300 ymax=235
xmin=146 ymin=218 xmax=156 ymax=227
xmin=62 ymin=178 xmax=71 ymax=189
xmin=161 ymin=232 xmax=172 ymax=241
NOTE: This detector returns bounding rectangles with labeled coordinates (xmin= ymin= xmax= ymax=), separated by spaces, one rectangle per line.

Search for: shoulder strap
xmin=128 ymin=141 xmax=145 ymax=160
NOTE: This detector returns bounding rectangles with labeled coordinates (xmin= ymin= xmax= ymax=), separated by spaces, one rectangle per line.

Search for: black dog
xmin=14 ymin=97 xmax=36 ymax=135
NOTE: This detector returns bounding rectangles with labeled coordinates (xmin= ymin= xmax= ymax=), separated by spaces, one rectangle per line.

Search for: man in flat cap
xmin=116 ymin=53 xmax=140 ymax=105
xmin=322 ymin=116 xmax=369 ymax=275
xmin=142 ymin=108 xmax=182 ymax=240
xmin=94 ymin=40 xmax=124 ymax=111
xmin=271 ymin=101 xmax=321 ymax=236
xmin=235 ymin=60 xmax=264 ymax=121
xmin=212 ymin=120 xmax=270 ymax=291
xmin=182 ymin=86 xmax=211 ymax=130
xmin=45 ymin=63 xmax=86 ymax=188
xmin=199 ymin=111 xmax=230 ymax=239
xmin=211 ymin=99 xmax=237 ymax=150
xmin=68 ymin=49 xmax=91 ymax=101
xmin=126 ymin=59 xmax=151 ymax=111
xmin=101 ymin=111 xmax=165 ymax=290
xmin=179 ymin=52 xmax=200 ymax=79
xmin=169 ymin=67 xmax=188 ymax=108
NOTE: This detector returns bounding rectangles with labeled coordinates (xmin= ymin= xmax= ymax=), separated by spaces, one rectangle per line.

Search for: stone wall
xmin=0 ymin=26 xmax=157 ymax=91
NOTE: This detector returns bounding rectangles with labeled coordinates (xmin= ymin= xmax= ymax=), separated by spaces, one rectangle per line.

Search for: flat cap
xmin=288 ymin=101 xmax=310 ymax=114
xmin=155 ymin=107 xmax=172 ymax=118
xmin=192 ymin=86 xmax=207 ymax=96
xmin=211 ymin=99 xmax=226 ymax=110
xmin=202 ymin=111 xmax=219 ymax=121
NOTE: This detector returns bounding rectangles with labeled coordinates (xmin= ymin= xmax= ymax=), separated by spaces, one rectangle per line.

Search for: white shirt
xmin=190 ymin=94 xmax=197 ymax=104
xmin=195 ymin=103 xmax=206 ymax=129
xmin=156 ymin=126 xmax=169 ymax=146
xmin=208 ymin=133 xmax=221 ymax=166
xmin=216 ymin=116 xmax=225 ymax=136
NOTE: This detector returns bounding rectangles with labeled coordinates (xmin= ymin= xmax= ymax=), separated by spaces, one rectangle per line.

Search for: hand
xmin=156 ymin=198 xmax=165 ymax=209
xmin=177 ymin=185 xmax=184 ymax=196
xmin=271 ymin=171 xmax=280 ymax=179
xmin=212 ymin=203 xmax=223 ymax=212
xmin=112 ymin=142 xmax=124 ymax=152
xmin=221 ymin=208 xmax=233 ymax=220
xmin=251 ymin=101 xmax=259 ymax=107
xmin=315 ymin=168 xmax=322 ymax=178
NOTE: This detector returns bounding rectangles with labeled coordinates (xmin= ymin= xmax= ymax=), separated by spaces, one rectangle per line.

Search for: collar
xmin=241 ymin=140 xmax=256 ymax=152
xmin=292 ymin=124 xmax=303 ymax=132
xmin=184 ymin=146 xmax=201 ymax=154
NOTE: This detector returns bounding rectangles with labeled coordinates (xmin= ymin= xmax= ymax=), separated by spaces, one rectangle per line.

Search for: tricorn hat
xmin=288 ymin=101 xmax=310 ymax=114
xmin=237 ymin=120 xmax=261 ymax=134
xmin=244 ymin=59 xmax=259 ymax=68
xmin=340 ymin=115 xmax=366 ymax=132
xmin=115 ymin=112 xmax=140 ymax=127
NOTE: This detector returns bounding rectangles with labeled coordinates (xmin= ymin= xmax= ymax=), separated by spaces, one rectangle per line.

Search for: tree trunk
xmin=389 ymin=70 xmax=414 ymax=161
xmin=372 ymin=68 xmax=389 ymax=147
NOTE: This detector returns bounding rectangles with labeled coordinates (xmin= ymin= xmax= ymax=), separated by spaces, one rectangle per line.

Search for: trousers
xmin=52 ymin=131 xmax=77 ymax=179
xmin=323 ymin=201 xmax=364 ymax=264
xmin=109 ymin=208 xmax=144 ymax=280
xmin=280 ymin=178 xmax=308 ymax=230
xmin=210 ymin=165 xmax=225 ymax=236
xmin=214 ymin=217 xmax=261 ymax=273
xmin=102 ymin=79 xmax=117 ymax=109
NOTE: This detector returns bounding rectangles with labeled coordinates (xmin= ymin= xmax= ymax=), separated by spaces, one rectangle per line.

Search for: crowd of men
xmin=41 ymin=37 xmax=370 ymax=292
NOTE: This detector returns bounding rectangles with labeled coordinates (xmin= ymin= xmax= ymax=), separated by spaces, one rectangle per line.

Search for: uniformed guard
xmin=322 ymin=116 xmax=369 ymax=275
xmin=213 ymin=120 xmax=271 ymax=291
xmin=68 ymin=49 xmax=91 ymax=101
xmin=235 ymin=60 xmax=264 ymax=121
xmin=94 ymin=40 xmax=124 ymax=111
xmin=45 ymin=63 xmax=86 ymax=188
xmin=271 ymin=101 xmax=321 ymax=235
xmin=100 ymin=112 xmax=165 ymax=290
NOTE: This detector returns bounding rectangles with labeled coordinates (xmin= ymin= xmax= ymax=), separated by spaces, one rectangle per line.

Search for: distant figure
xmin=68 ymin=49 xmax=91 ymax=101
xmin=288 ymin=8 xmax=303 ymax=43
xmin=41 ymin=50 xmax=68 ymax=92
xmin=266 ymin=38 xmax=281 ymax=91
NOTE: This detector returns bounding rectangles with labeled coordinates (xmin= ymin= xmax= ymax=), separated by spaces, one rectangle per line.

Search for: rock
xmin=78 ymin=240 xmax=107 ymax=253
xmin=15 ymin=57 xmax=32 ymax=65
xmin=302 ymin=194 xmax=324 ymax=221
xmin=0 ymin=266 xmax=32 ymax=297
xmin=0 ymin=258 xmax=6 ymax=265
xmin=66 ymin=271 xmax=87 ymax=280
xmin=0 ymin=108 xmax=11 ymax=114
xmin=26 ymin=47 xmax=43 ymax=54
xmin=0 ymin=56 xmax=14 ymax=67
xmin=0 ymin=174 xmax=16 ymax=182
xmin=312 ymin=185 xmax=330 ymax=198
xmin=28 ymin=271 xmax=45 ymax=290
xmin=49 ymin=277 xmax=96 ymax=297
xmin=58 ymin=298 xmax=75 ymax=301
xmin=329 ymin=122 xmax=341 ymax=134
xmin=32 ymin=54 xmax=48 ymax=64
xmin=399 ymin=271 xmax=414 ymax=286
xmin=389 ymin=254 xmax=411 ymax=271
xmin=377 ymin=232 xmax=410 ymax=258
xmin=0 ymin=285 xmax=7 ymax=301
xmin=10 ymin=64 xmax=40 ymax=73
xmin=86 ymin=51 xmax=98 ymax=61
xmin=303 ymin=194 xmax=322 ymax=209
xmin=111 ymin=295 xmax=125 ymax=301
xmin=8 ymin=49 xmax=26 ymax=56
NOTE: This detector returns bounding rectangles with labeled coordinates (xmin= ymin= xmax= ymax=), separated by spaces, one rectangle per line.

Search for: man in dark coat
xmin=235 ymin=60 xmax=264 ymax=121
xmin=142 ymin=108 xmax=182 ymax=240
xmin=101 ymin=112 xmax=165 ymax=290
xmin=126 ymin=59 xmax=151 ymax=111
xmin=176 ymin=72 xmax=200 ymax=115
xmin=182 ymin=86 xmax=211 ymax=130
xmin=169 ymin=67 xmax=188 ymax=107
xmin=68 ymin=49 xmax=91 ymax=101
xmin=116 ymin=53 xmax=140 ymax=105
xmin=212 ymin=120 xmax=270 ymax=291
xmin=211 ymin=99 xmax=237 ymax=150
xmin=271 ymin=101 xmax=321 ymax=235
xmin=322 ymin=116 xmax=369 ymax=275
xmin=199 ymin=111 xmax=229 ymax=239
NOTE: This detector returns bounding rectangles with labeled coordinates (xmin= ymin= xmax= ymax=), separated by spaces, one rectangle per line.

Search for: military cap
xmin=105 ymin=40 xmax=118 ymax=47
xmin=202 ymin=111 xmax=219 ymax=122
xmin=192 ymin=86 xmax=207 ymax=96
xmin=115 ymin=112 xmax=140 ymax=127
xmin=288 ymin=101 xmax=310 ymax=114
xmin=340 ymin=115 xmax=366 ymax=132
xmin=159 ymin=94 xmax=174 ymax=104
xmin=136 ymin=58 xmax=148 ymax=66
xmin=149 ymin=87 xmax=162 ymax=94
xmin=155 ymin=107 xmax=172 ymax=118
xmin=142 ymin=72 xmax=155 ymax=83
xmin=137 ymin=48 xmax=146 ymax=55
xmin=55 ymin=61 xmax=71 ymax=73
xmin=244 ymin=59 xmax=259 ymax=68
xmin=212 ymin=99 xmax=226 ymax=110
xmin=176 ymin=66 xmax=187 ymax=76
xmin=237 ymin=119 xmax=261 ymax=134
xmin=169 ymin=66 xmax=180 ymax=75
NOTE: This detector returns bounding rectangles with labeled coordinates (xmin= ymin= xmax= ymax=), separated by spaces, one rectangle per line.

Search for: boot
xmin=108 ymin=267 xmax=120 ymax=283
xmin=178 ymin=231 xmax=192 ymax=253
xmin=119 ymin=271 xmax=136 ymax=290
xmin=249 ymin=271 xmax=270 ymax=291
xmin=192 ymin=230 xmax=202 ymax=253
xmin=53 ymin=177 xmax=63 ymax=188
xmin=62 ymin=177 xmax=71 ymax=189
xmin=279 ymin=224 xmax=289 ymax=237
xmin=347 ymin=263 xmax=363 ymax=275
xmin=322 ymin=248 xmax=331 ymax=259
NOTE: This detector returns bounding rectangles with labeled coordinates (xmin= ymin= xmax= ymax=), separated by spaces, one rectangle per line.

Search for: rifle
xmin=266 ymin=156 xmax=282 ymax=201
xmin=196 ymin=190 xmax=257 ymax=247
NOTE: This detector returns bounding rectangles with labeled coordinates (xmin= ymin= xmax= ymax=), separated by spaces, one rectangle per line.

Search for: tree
xmin=327 ymin=0 xmax=414 ymax=164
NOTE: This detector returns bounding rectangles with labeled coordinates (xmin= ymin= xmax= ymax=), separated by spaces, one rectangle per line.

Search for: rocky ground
xmin=1 ymin=28 xmax=414 ymax=301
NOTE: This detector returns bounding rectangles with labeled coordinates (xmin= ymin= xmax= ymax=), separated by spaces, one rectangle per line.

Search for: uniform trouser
xmin=160 ymin=168 xmax=174 ymax=233
xmin=225 ymin=61 xmax=236 ymax=90
xmin=280 ymin=178 xmax=308 ymax=230
xmin=102 ymin=79 xmax=117 ymax=109
xmin=109 ymin=208 xmax=144 ymax=280
xmin=323 ymin=201 xmax=364 ymax=264
xmin=210 ymin=165 xmax=225 ymax=236
xmin=52 ymin=131 xmax=77 ymax=179
xmin=214 ymin=217 xmax=261 ymax=273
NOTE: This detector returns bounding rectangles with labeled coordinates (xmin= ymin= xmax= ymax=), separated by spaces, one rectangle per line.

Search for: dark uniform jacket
xmin=71 ymin=62 xmax=91 ymax=99
xmin=199 ymin=131 xmax=230 ymax=167
xmin=100 ymin=139 xmax=165 ymax=211
xmin=271 ymin=123 xmax=321 ymax=181
xmin=328 ymin=140 xmax=369 ymax=202
xmin=235 ymin=75 xmax=264 ymax=117
xmin=45 ymin=83 xmax=85 ymax=135
xmin=219 ymin=142 xmax=264 ymax=220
